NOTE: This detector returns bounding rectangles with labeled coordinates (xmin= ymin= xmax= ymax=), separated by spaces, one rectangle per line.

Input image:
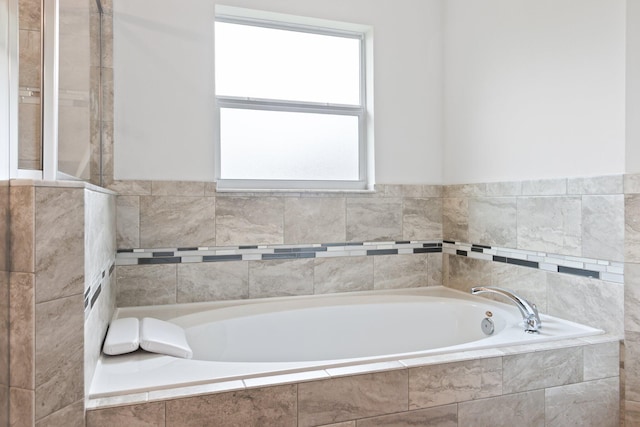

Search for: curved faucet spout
xmin=471 ymin=286 xmax=541 ymax=333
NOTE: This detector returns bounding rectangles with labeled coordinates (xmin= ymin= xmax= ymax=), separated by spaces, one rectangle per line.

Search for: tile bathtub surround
xmin=86 ymin=338 xmax=620 ymax=426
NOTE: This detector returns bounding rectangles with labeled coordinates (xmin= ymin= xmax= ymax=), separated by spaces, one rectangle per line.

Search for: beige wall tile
xmin=409 ymin=358 xmax=502 ymax=409
xmin=568 ymin=175 xmax=623 ymax=195
xmin=625 ymin=263 xmax=640 ymax=333
xmin=458 ymin=390 xmax=545 ymax=427
xmin=443 ymin=183 xmax=486 ymax=198
xmin=216 ymin=197 xmax=283 ymax=246
xmin=9 ymin=186 xmax=34 ymax=273
xmin=374 ymin=254 xmax=428 ymax=290
xmin=491 ymin=263 xmax=548 ymax=313
xmin=625 ymin=174 xmax=640 ymax=194
xmin=427 ymin=253 xmax=442 ymax=286
xmin=582 ymin=195 xmax=624 ymax=261
xmin=116 ymin=264 xmax=177 ymax=307
xmin=0 ymin=385 xmax=6 ymax=427
xmin=101 ymin=13 xmax=113 ymax=68
xmin=284 ymin=197 xmax=346 ymax=244
xmin=86 ymin=402 xmax=165 ymax=427
xmin=468 ymin=197 xmax=517 ymax=247
xmin=625 ymin=331 xmax=640 ymax=402
xmin=9 ymin=273 xmax=34 ymax=390
xmin=402 ymin=198 xmax=442 ymax=241
xmin=151 ymin=181 xmax=205 ymax=197
xmin=18 ymin=103 xmax=41 ymax=169
xmin=442 ymin=197 xmax=468 ymax=242
xmin=445 ymin=255 xmax=492 ymax=293
xmin=140 ymin=196 xmax=215 ymax=248
xmin=177 ymin=262 xmax=249 ymax=303
xmin=19 ymin=0 xmax=41 ymax=31
xmin=485 ymin=181 xmax=522 ymax=196
xmin=583 ymin=341 xmax=620 ymax=381
xmin=0 ymin=272 xmax=7 ymax=388
xmin=298 ymin=370 xmax=408 ymax=427
xmin=626 ymin=400 xmax=640 ymax=426
xmin=521 ymin=178 xmax=567 ymax=195
xmin=346 ymin=198 xmax=403 ymax=242
xmin=116 ymin=196 xmax=140 ymax=249
xmin=357 ymin=405 xmax=457 ymax=427
xmin=545 ymin=377 xmax=619 ymax=427
xmin=315 ymin=422 xmax=355 ymax=427
xmin=35 ymin=399 xmax=84 ymax=427
xmin=626 ymin=195 xmax=640 ymax=263
xmin=313 ymin=256 xmax=373 ymax=294
xmin=34 ymin=187 xmax=84 ymax=303
xmin=10 ymin=387 xmax=34 ymax=427
xmin=165 ymin=385 xmax=296 ymax=427
xmin=19 ymin=29 xmax=40 ymax=88
xmin=102 ymin=67 xmax=113 ymax=122
xmin=108 ymin=181 xmax=152 ymax=196
xmin=249 ymin=259 xmax=314 ymax=298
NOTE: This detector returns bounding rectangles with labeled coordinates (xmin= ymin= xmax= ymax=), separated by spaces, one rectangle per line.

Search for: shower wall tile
xmin=10 ymin=387 xmax=34 ymax=427
xmin=517 ymin=196 xmax=582 ymax=255
xmin=583 ymin=341 xmax=620 ymax=381
xmin=582 ymin=195 xmax=624 ymax=262
xmin=19 ymin=0 xmax=41 ymax=30
xmin=116 ymin=195 xmax=139 ymax=249
xmin=86 ymin=402 xmax=166 ymax=427
xmin=373 ymin=254 xmax=428 ymax=290
xmin=101 ymin=13 xmax=113 ymax=68
xmin=502 ymin=347 xmax=583 ymax=394
xmin=457 ymin=390 xmax=545 ymax=427
xmin=140 ymin=196 xmax=215 ymax=248
xmin=442 ymin=197 xmax=468 ymax=242
xmin=9 ymin=272 xmax=34 ymax=390
xmin=427 ymin=252 xmax=442 ymax=286
xmin=102 ymin=67 xmax=113 ymax=123
xmin=34 ymin=294 xmax=84 ymax=420
xmin=626 ymin=263 xmax=640 ymax=333
xmin=116 ymin=264 xmax=177 ymax=307
xmin=165 ymin=385 xmax=296 ymax=427
xmin=19 ymin=29 xmax=41 ymax=88
xmin=298 ymin=370 xmax=408 ymax=427
xmin=445 ymin=255 xmax=492 ymax=293
xmin=346 ymin=197 xmax=403 ymax=242
xmin=468 ymin=197 xmax=517 ymax=247
xmin=491 ymin=263 xmax=548 ymax=313
xmin=0 ymin=272 xmax=7 ymax=388
xmin=18 ymin=103 xmax=42 ymax=169
xmin=151 ymin=181 xmax=205 ymax=197
xmin=216 ymin=197 xmax=283 ymax=246
xmin=545 ymin=377 xmax=619 ymax=427
xmin=626 ymin=195 xmax=640 ymax=263
xmin=108 ymin=180 xmax=152 ymax=196
xmin=568 ymin=175 xmax=623 ymax=195
xmin=177 ymin=262 xmax=249 ymax=303
xmin=443 ymin=183 xmax=486 ymax=198
xmin=626 ymin=332 xmax=640 ymax=402
xmin=313 ymin=256 xmax=373 ymax=294
xmin=625 ymin=173 xmax=640 ymax=194
xmin=34 ymin=187 xmax=84 ymax=303
xmin=408 ymin=358 xmax=502 ymax=409
xmin=9 ymin=186 xmax=34 ymax=273
xmin=485 ymin=181 xmax=522 ymax=196
xmin=249 ymin=259 xmax=314 ymax=298
xmin=284 ymin=197 xmax=346 ymax=244
xmin=626 ymin=401 xmax=640 ymax=426
xmin=521 ymin=178 xmax=567 ymax=195
xmin=35 ymin=399 xmax=84 ymax=427
xmin=402 ymin=198 xmax=442 ymax=241
xmin=356 ymin=405 xmax=457 ymax=427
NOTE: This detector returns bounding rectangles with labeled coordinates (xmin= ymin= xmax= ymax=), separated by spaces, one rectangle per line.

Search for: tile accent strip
xmin=85 ymin=260 xmax=116 ymax=320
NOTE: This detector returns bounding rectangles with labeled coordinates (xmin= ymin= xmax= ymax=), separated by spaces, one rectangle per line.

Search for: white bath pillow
xmin=103 ymin=317 xmax=140 ymax=355
xmin=139 ymin=317 xmax=193 ymax=359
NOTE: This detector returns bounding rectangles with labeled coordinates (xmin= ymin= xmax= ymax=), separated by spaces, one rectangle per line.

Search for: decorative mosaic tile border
xmin=85 ymin=260 xmax=116 ymax=319
xmin=443 ymin=241 xmax=624 ymax=284
xmin=115 ymin=241 xmax=444 ymax=266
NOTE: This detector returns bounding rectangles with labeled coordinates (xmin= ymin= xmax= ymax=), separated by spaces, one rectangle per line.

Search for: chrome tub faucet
xmin=471 ymin=286 xmax=541 ymax=333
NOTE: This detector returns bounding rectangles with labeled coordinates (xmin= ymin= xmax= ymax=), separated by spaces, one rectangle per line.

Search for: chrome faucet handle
xmin=471 ymin=286 xmax=541 ymax=333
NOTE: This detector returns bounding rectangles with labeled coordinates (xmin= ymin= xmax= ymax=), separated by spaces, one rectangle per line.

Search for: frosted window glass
xmin=220 ymin=108 xmax=360 ymax=181
xmin=215 ymin=22 xmax=361 ymax=105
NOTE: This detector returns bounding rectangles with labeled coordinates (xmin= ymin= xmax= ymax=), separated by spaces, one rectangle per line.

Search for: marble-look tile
xmin=374 ymin=254 xmax=428 ymax=290
xmin=249 ymin=259 xmax=314 ymax=298
xmin=314 ymin=256 xmax=373 ymax=294
xmin=485 ymin=181 xmax=522 ymax=196
xmin=517 ymin=196 xmax=582 ymax=256
xmin=86 ymin=402 xmax=165 ymax=427
xmin=107 ymin=180 xmax=152 ymax=196
xmin=166 ymin=385 xmax=297 ymax=427
xmin=101 ymin=13 xmax=113 ymax=68
xmin=442 ymin=198 xmax=468 ymax=242
xmin=177 ymin=262 xmax=249 ymax=303
xmin=116 ymin=265 xmax=177 ymax=307
xmin=458 ymin=390 xmax=545 ymax=427
xmin=568 ymin=175 xmax=623 ymax=195
xmin=0 ymin=272 xmax=7 ymax=387
xmin=625 ymin=263 xmax=640 ymax=333
xmin=421 ymin=185 xmax=443 ymax=198
xmin=402 ymin=198 xmax=442 ymax=241
xmin=502 ymin=347 xmax=583 ymax=394
xmin=19 ymin=0 xmax=41 ymax=30
xmin=0 ymin=183 xmax=7 ymax=273
xmin=521 ymin=178 xmax=567 ymax=195
xmin=9 ymin=186 xmax=34 ymax=273
xmin=582 ymin=195 xmax=624 ymax=261
xmin=102 ymin=67 xmax=113 ymax=122
xmin=584 ymin=341 xmax=620 ymax=381
xmin=316 ymin=422 xmax=355 ymax=427
xmin=546 ymin=377 xmax=619 ymax=427
xmin=625 ymin=331 xmax=640 ymax=402
xmin=625 ymin=174 xmax=640 ymax=194
xmin=374 ymin=184 xmax=403 ymax=197
xmin=84 ymin=274 xmax=115 ymax=395
xmin=284 ymin=197 xmax=346 ymax=244
xmin=204 ymin=182 xmax=216 ymax=196
xmin=100 ymin=0 xmax=113 ymax=14
xmin=34 ymin=295 xmax=84 ymax=420
xmin=35 ymin=187 xmax=84 ymax=303
xmin=18 ymin=103 xmax=41 ymax=169
xmin=216 ymin=197 xmax=283 ymax=246
xmin=491 ymin=263 xmax=548 ymax=313
xmin=0 ymin=385 xmax=6 ymax=427
xmin=427 ymin=253 xmax=442 ymax=286
xmin=468 ymin=197 xmax=517 ymax=247
xmin=10 ymin=387 xmax=34 ymax=427
xmin=298 ymin=370 xmax=408 ymax=427
xmin=85 ymin=191 xmax=116 ymax=285
xmin=116 ymin=195 xmax=139 ymax=249
xmin=443 ymin=183 xmax=486 ymax=198
xmin=35 ymin=399 xmax=84 ymax=427
xmin=625 ymin=195 xmax=640 ymax=263
xmin=445 ymin=255 xmax=492 ymax=293
xmin=151 ymin=181 xmax=205 ymax=197
xmin=140 ymin=196 xmax=215 ymax=247
xmin=408 ymin=357 xmax=502 ymax=409
xmin=625 ymin=400 xmax=640 ymax=426
xmin=357 ymin=404 xmax=457 ymax=427
xmin=9 ymin=273 xmax=34 ymax=390
xmin=19 ymin=29 xmax=40 ymax=88
xmin=346 ymin=197 xmax=403 ymax=242
xmin=547 ymin=273 xmax=623 ymax=336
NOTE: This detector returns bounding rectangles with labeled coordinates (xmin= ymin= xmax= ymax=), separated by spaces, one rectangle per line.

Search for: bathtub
xmin=89 ymin=286 xmax=602 ymax=399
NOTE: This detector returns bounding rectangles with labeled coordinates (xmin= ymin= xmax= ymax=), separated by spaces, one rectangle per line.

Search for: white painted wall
xmin=627 ymin=0 xmax=640 ymax=173
xmin=443 ymin=0 xmax=626 ymax=184
xmin=113 ymin=0 xmax=444 ymax=184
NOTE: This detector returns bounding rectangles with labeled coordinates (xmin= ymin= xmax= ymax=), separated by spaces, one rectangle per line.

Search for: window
xmin=214 ymin=13 xmax=370 ymax=191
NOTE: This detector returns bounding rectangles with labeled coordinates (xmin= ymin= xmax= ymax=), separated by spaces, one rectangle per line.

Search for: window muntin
xmin=214 ymin=16 xmax=368 ymax=191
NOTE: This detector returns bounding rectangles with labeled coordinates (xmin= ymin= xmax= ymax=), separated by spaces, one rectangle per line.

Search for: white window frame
xmin=214 ymin=13 xmax=372 ymax=192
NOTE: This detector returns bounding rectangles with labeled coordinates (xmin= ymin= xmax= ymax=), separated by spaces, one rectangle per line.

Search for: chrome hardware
xmin=481 ymin=317 xmax=495 ymax=335
xmin=471 ymin=286 xmax=541 ymax=334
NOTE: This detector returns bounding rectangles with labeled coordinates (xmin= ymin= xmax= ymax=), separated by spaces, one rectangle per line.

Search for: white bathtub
xmin=89 ymin=286 xmax=602 ymax=399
